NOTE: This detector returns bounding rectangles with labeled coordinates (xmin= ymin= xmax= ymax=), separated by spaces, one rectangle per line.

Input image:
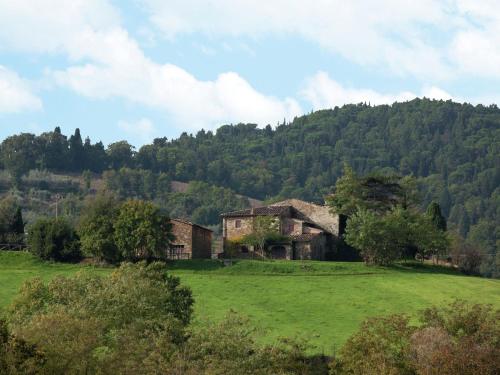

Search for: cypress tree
xmin=426 ymin=202 xmax=447 ymax=231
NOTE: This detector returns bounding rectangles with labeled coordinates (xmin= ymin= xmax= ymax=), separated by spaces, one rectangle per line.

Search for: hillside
xmin=1 ymin=252 xmax=499 ymax=353
xmin=1 ymin=99 xmax=499 ymax=273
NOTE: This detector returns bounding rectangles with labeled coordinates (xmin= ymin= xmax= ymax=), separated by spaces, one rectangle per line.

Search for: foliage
xmin=332 ymin=300 xmax=500 ymax=375
xmin=1 ymin=99 xmax=498 ymax=274
xmin=7 ymin=262 xmax=193 ymax=374
xmin=0 ymin=196 xmax=24 ymax=244
xmin=1 ymin=251 xmax=500 ymax=354
xmin=0 ymin=319 xmax=44 ymax=375
xmin=326 ymin=164 xmax=415 ymax=215
xmin=77 ymin=193 xmax=121 ymax=263
xmin=450 ymin=240 xmax=483 ymax=275
xmin=27 ymin=217 xmax=81 ymax=262
xmin=241 ymin=215 xmax=283 ymax=255
xmin=344 ymin=207 xmax=448 ymax=265
xmin=113 ymin=199 xmax=174 ymax=261
xmin=426 ymin=201 xmax=447 ymax=231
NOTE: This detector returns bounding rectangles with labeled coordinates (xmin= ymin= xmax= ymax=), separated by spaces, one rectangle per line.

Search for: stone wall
xmin=224 ymin=217 xmax=254 ymax=240
xmin=271 ymin=198 xmax=340 ymax=235
xmin=192 ymin=225 xmax=212 ymax=258
xmin=170 ymin=220 xmax=192 ymax=258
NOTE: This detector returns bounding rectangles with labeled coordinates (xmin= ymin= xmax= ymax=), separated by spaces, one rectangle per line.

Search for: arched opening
xmin=270 ymin=245 xmax=287 ymax=259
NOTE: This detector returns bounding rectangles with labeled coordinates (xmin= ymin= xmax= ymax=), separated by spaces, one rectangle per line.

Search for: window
xmin=168 ymin=244 xmax=191 ymax=260
xmin=235 ymin=219 xmax=241 ymax=228
xmin=287 ymin=223 xmax=294 ymax=233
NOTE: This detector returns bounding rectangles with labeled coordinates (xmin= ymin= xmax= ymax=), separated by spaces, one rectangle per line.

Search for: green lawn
xmin=1 ymin=252 xmax=499 ymax=354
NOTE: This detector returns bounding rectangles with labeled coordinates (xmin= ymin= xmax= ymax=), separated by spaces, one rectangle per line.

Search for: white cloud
xmin=0 ymin=0 xmax=120 ymax=54
xmin=0 ymin=66 xmax=42 ymax=113
xmin=141 ymin=0 xmax=500 ymax=80
xmin=0 ymin=1 xmax=301 ymax=129
xmin=47 ymin=26 xmax=301 ymax=129
xmin=118 ymin=118 xmax=156 ymax=144
xmin=302 ymin=72 xmax=454 ymax=109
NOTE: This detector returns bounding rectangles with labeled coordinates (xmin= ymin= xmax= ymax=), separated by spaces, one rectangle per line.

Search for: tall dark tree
xmin=68 ymin=128 xmax=84 ymax=172
xmin=426 ymin=201 xmax=447 ymax=231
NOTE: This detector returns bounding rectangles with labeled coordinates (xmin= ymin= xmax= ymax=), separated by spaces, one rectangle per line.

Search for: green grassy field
xmin=1 ymin=252 xmax=499 ymax=353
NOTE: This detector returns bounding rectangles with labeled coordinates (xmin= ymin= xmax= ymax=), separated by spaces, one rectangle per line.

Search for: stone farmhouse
xmin=168 ymin=219 xmax=212 ymax=259
xmin=221 ymin=199 xmax=344 ymax=260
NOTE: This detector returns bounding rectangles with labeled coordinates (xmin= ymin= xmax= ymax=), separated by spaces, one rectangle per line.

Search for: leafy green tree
xmin=345 ymin=207 xmax=448 ymax=265
xmin=344 ymin=208 xmax=409 ymax=265
xmin=27 ymin=217 xmax=81 ymax=262
xmin=241 ymin=216 xmax=287 ymax=257
xmin=0 ymin=133 xmax=38 ymax=184
xmin=113 ymin=200 xmax=174 ymax=261
xmin=7 ymin=262 xmax=194 ymax=374
xmin=78 ymin=193 xmax=120 ymax=263
xmin=107 ymin=140 xmax=135 ymax=169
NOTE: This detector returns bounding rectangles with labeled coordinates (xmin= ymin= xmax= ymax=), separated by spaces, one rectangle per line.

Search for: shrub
xmin=8 ymin=262 xmax=193 ymax=374
xmin=331 ymin=300 xmax=500 ymax=375
xmin=27 ymin=217 xmax=81 ymax=262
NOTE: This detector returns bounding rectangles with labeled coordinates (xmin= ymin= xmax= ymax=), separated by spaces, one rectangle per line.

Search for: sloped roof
xmin=171 ymin=218 xmax=213 ymax=232
xmin=221 ymin=205 xmax=291 ymax=217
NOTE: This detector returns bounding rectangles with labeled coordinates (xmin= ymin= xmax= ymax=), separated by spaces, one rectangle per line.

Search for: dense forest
xmin=1 ymin=99 xmax=498 ymax=273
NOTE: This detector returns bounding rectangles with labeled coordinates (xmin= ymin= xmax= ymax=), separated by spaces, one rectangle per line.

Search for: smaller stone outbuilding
xmin=169 ymin=219 xmax=212 ymax=259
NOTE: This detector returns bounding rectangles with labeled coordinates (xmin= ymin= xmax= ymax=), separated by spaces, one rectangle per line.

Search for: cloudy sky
xmin=1 ymin=0 xmax=499 ymax=146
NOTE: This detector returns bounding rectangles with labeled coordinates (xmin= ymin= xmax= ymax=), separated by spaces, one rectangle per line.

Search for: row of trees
xmin=27 ymin=196 xmax=175 ymax=263
xmin=2 ymin=262 xmax=498 ymax=374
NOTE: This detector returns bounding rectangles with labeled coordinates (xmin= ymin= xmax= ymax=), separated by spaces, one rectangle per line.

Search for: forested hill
xmin=1 ymin=99 xmax=499 ymax=262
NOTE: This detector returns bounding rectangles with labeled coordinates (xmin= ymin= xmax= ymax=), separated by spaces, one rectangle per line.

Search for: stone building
xmin=169 ymin=219 xmax=212 ymax=259
xmin=221 ymin=199 xmax=344 ymax=260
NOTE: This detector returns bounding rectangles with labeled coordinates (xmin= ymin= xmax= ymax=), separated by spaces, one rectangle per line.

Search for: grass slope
xmin=1 ymin=252 xmax=499 ymax=353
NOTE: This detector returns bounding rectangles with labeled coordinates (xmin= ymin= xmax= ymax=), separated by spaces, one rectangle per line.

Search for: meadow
xmin=1 ymin=251 xmax=499 ymax=353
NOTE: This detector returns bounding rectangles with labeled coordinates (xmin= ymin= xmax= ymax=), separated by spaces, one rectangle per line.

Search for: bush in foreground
xmin=331 ymin=300 xmax=500 ymax=375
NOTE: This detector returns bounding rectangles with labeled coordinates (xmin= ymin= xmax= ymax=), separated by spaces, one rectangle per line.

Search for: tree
xmin=113 ymin=200 xmax=174 ymax=261
xmin=0 ymin=133 xmax=38 ymax=185
xmin=426 ymin=201 xmax=447 ymax=231
xmin=27 ymin=217 xmax=81 ymax=262
xmin=107 ymin=141 xmax=135 ymax=169
xmin=68 ymin=128 xmax=84 ymax=172
xmin=344 ymin=208 xmax=409 ymax=265
xmin=345 ymin=207 xmax=448 ymax=265
xmin=332 ymin=300 xmax=500 ymax=375
xmin=78 ymin=193 xmax=121 ymax=263
xmin=327 ymin=164 xmax=416 ymax=216
xmin=0 ymin=197 xmax=24 ymax=243
xmin=241 ymin=215 xmax=284 ymax=257
xmin=7 ymin=262 xmax=194 ymax=374
xmin=0 ymin=319 xmax=44 ymax=375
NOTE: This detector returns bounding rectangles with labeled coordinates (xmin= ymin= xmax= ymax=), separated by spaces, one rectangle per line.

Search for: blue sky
xmin=1 ymin=0 xmax=499 ymax=147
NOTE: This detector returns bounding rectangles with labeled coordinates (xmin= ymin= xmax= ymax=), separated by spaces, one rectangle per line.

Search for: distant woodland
xmin=1 ymin=99 xmax=498 ymax=274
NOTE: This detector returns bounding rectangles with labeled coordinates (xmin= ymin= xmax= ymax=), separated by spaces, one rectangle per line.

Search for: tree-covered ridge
xmin=0 ymin=99 xmax=498 ymax=263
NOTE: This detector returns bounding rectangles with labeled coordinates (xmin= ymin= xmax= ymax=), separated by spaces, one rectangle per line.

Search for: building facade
xmin=169 ymin=219 xmax=212 ymax=259
xmin=221 ymin=199 xmax=343 ymax=260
